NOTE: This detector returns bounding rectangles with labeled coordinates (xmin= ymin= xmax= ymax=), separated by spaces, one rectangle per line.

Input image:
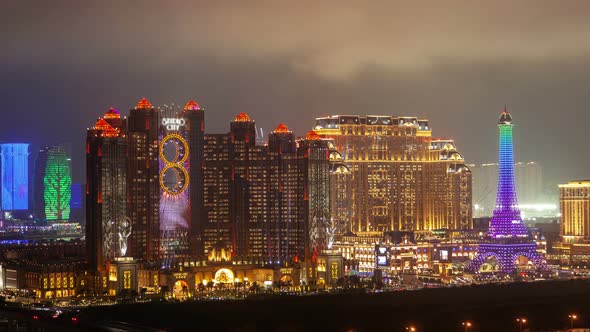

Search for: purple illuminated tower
xmin=468 ymin=109 xmax=545 ymax=274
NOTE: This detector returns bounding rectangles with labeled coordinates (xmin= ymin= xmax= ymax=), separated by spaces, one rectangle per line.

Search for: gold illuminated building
xmin=315 ymin=115 xmax=472 ymax=233
xmin=559 ymin=181 xmax=590 ymax=243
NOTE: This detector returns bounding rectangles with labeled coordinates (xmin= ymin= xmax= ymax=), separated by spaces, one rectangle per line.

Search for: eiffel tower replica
xmin=468 ymin=108 xmax=545 ymax=274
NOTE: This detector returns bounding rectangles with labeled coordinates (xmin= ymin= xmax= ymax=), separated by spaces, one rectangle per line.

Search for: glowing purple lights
xmin=487 ymin=116 xmax=528 ymax=238
xmin=468 ymin=109 xmax=546 ymax=274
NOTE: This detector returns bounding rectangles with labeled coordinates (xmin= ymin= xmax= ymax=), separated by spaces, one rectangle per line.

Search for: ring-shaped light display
xmin=159 ymin=163 xmax=189 ymax=195
xmin=159 ymin=133 xmax=189 ymax=164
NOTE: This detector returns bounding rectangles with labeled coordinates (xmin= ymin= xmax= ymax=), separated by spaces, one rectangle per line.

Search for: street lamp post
xmin=568 ymin=314 xmax=577 ymax=330
xmin=462 ymin=321 xmax=472 ymax=332
xmin=516 ymin=318 xmax=527 ymax=332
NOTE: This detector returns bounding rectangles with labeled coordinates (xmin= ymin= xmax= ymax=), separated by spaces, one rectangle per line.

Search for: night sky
xmin=2 ymin=1 xmax=590 ymax=188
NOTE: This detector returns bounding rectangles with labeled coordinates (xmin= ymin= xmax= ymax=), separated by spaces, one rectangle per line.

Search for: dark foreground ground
xmin=80 ymin=279 xmax=590 ymax=332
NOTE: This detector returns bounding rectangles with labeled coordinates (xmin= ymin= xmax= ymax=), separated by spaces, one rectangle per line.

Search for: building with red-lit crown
xmin=127 ymin=99 xmax=161 ymax=262
xmin=86 ymin=108 xmax=127 ymax=273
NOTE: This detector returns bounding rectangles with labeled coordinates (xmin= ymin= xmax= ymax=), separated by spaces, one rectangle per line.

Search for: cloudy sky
xmin=1 ymin=0 xmax=589 ymax=189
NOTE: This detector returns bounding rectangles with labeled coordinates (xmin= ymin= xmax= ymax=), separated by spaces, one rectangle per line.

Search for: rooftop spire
xmin=135 ymin=97 xmax=153 ymax=109
xmin=234 ymin=112 xmax=251 ymax=122
xmin=93 ymin=118 xmax=120 ymax=137
xmin=184 ymin=100 xmax=200 ymax=111
xmin=498 ymin=106 xmax=512 ymax=125
xmin=273 ymin=123 xmax=291 ymax=133
xmin=104 ymin=107 xmax=120 ymax=119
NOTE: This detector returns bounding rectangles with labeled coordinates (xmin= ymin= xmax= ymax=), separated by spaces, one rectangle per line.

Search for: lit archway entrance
xmin=279 ymin=275 xmax=294 ymax=289
xmin=515 ymin=255 xmax=532 ymax=271
xmin=214 ymin=268 xmax=234 ymax=285
xmin=479 ymin=256 xmax=499 ymax=273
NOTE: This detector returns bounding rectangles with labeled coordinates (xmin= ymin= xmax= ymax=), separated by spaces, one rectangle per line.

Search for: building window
xmin=331 ymin=262 xmax=339 ymax=279
xmin=124 ymin=271 xmax=132 ymax=289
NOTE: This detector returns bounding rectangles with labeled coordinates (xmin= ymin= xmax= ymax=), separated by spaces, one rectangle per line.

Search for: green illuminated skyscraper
xmin=44 ymin=145 xmax=71 ymax=221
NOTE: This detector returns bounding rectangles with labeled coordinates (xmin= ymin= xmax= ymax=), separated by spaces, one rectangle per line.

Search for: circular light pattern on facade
xmin=159 ymin=133 xmax=189 ymax=164
xmin=159 ymin=164 xmax=189 ymax=196
xmin=159 ymin=133 xmax=189 ymax=196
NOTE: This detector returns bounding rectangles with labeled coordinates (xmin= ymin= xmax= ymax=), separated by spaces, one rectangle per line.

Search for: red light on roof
xmin=273 ymin=123 xmax=290 ymax=133
xmin=234 ymin=112 xmax=251 ymax=122
xmin=94 ymin=118 xmax=120 ymax=137
xmin=305 ymin=130 xmax=321 ymax=140
xmin=136 ymin=97 xmax=153 ymax=109
xmin=104 ymin=107 xmax=121 ymax=119
xmin=184 ymin=100 xmax=200 ymax=111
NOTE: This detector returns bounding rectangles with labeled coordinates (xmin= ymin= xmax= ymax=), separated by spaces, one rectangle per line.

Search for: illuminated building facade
xmin=86 ymin=108 xmax=127 ymax=272
xmin=33 ymin=146 xmax=50 ymax=219
xmin=559 ymin=181 xmax=590 ymax=244
xmin=314 ymin=115 xmax=472 ymax=233
xmin=43 ymin=145 xmax=72 ymax=221
xmin=159 ymin=107 xmax=191 ymax=265
xmin=200 ymin=115 xmax=334 ymax=270
xmin=268 ymin=124 xmax=300 ymax=264
xmin=229 ymin=112 xmax=265 ymax=257
xmin=32 ymin=144 xmax=73 ymax=221
xmin=298 ymin=131 xmax=332 ymax=266
xmin=468 ymin=109 xmax=545 ymax=274
xmin=0 ymin=143 xmax=29 ymax=211
xmin=202 ymin=134 xmax=233 ymax=256
xmin=127 ymin=98 xmax=161 ymax=261
xmin=334 ymin=230 xmax=480 ymax=276
xmin=70 ymin=183 xmax=84 ymax=222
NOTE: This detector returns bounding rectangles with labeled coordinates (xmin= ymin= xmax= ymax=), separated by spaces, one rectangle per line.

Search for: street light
xmin=568 ymin=314 xmax=578 ymax=330
xmin=405 ymin=326 xmax=416 ymax=331
xmin=462 ymin=321 xmax=472 ymax=332
xmin=516 ymin=317 xmax=527 ymax=332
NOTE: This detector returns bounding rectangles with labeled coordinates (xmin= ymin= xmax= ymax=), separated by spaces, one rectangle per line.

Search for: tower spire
xmin=467 ymin=108 xmax=546 ymax=274
xmin=488 ymin=109 xmax=527 ymax=238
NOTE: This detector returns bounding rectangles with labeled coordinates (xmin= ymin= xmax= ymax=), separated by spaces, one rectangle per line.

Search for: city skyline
xmin=2 ymin=3 xmax=590 ymax=330
xmin=2 ymin=1 xmax=590 ymax=187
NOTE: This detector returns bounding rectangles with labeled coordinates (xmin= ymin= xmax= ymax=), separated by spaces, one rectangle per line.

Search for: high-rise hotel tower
xmin=86 ymin=108 xmax=127 ymax=271
xmin=127 ymin=98 xmax=161 ymax=261
xmin=314 ymin=115 xmax=472 ymax=233
xmin=158 ymin=101 xmax=206 ymax=265
xmin=559 ymin=181 xmax=590 ymax=243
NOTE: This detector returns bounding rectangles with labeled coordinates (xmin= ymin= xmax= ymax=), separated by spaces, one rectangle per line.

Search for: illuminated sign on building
xmin=159 ymin=114 xmax=190 ymax=264
xmin=161 ymin=118 xmax=186 ymax=131
xmin=376 ymin=245 xmax=390 ymax=267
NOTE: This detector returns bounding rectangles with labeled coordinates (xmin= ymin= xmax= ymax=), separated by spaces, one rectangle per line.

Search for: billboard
xmin=376 ymin=245 xmax=390 ymax=267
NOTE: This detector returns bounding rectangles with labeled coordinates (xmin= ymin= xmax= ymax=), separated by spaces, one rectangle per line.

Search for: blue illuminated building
xmin=0 ymin=143 xmax=30 ymax=211
xmin=70 ymin=183 xmax=83 ymax=210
